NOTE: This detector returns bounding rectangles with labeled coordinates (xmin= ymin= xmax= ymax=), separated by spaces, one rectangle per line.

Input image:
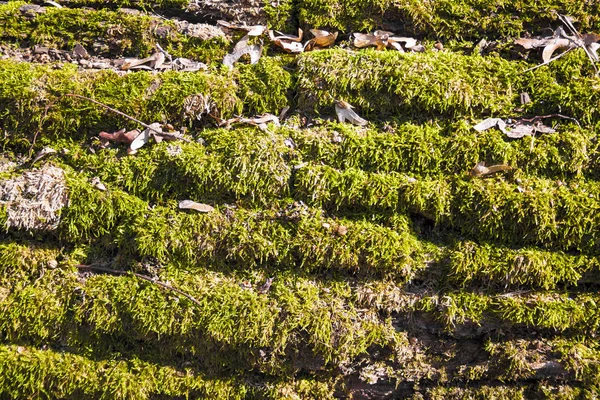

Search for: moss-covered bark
xmin=2 ymin=1 xmax=600 ymax=398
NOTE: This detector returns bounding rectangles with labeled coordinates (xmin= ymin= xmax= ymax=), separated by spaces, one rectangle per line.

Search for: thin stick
xmin=65 ymin=94 xmax=189 ymax=141
xmin=524 ymin=47 xmax=574 ymax=72
xmin=558 ymin=14 xmax=599 ymax=75
xmin=518 ymin=113 xmax=581 ymax=127
xmin=75 ymin=264 xmax=203 ymax=307
xmin=29 ymin=93 xmax=190 ymax=157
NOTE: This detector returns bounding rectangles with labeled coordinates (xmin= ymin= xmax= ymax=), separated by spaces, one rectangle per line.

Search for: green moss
xmin=237 ymin=56 xmax=294 ymax=115
xmin=448 ymin=242 xmax=597 ymax=290
xmin=298 ymin=49 xmax=600 ymax=123
xmin=295 ymin=164 xmax=600 ymax=252
xmin=0 ymin=2 xmax=228 ymax=61
xmin=0 ymin=344 xmax=248 ymax=400
xmin=298 ymin=0 xmax=600 ymax=40
xmin=264 ymin=0 xmax=297 ymax=32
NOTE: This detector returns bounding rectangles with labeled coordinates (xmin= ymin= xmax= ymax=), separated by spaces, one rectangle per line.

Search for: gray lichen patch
xmin=0 ymin=165 xmax=68 ymax=231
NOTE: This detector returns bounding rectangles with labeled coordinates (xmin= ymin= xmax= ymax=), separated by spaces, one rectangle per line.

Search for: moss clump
xmin=0 ymin=2 xmax=228 ymax=61
xmin=297 ymin=0 xmax=600 ymax=40
xmin=297 ymin=49 xmax=600 ymax=123
xmin=284 ymin=120 xmax=595 ymax=180
xmin=447 ymin=241 xmax=598 ymax=290
xmin=295 ymin=164 xmax=600 ymax=252
xmin=0 ymin=344 xmax=248 ymax=400
xmin=237 ymin=56 xmax=294 ymax=115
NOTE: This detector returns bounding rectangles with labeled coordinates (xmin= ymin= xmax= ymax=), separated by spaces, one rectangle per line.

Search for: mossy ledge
xmin=2 ymin=1 xmax=600 ymax=397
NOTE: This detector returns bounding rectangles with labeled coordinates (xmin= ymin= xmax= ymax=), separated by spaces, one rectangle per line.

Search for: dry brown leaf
xmin=217 ymin=20 xmax=266 ymax=36
xmin=178 ymin=200 xmax=215 ymax=213
xmin=474 ymin=117 xmax=556 ymax=138
xmin=541 ymin=38 xmax=571 ymax=63
xmin=270 ymin=28 xmax=303 ymax=42
xmin=269 ymin=30 xmax=304 ymax=53
xmin=99 ymin=128 xmax=140 ymax=145
xmin=31 ymin=147 xmax=57 ymax=164
xmin=304 ymin=30 xmax=338 ymax=51
xmin=90 ymin=177 xmax=106 ymax=191
xmin=219 ymin=114 xmax=280 ymax=131
xmin=353 ymin=33 xmax=386 ymax=50
xmin=121 ymin=52 xmax=162 ymax=70
xmin=130 ymin=123 xmax=161 ymax=152
xmin=223 ymin=34 xmax=262 ymax=68
xmin=334 ymin=100 xmax=368 ymax=126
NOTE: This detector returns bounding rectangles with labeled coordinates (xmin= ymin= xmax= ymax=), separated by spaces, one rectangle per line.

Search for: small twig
xmin=558 ymin=14 xmax=599 ymax=75
xmin=155 ymin=43 xmax=172 ymax=62
xmin=29 ymin=93 xmax=190 ymax=157
xmin=75 ymin=264 xmax=202 ymax=307
xmin=518 ymin=113 xmax=581 ymax=128
xmin=524 ymin=47 xmax=574 ymax=72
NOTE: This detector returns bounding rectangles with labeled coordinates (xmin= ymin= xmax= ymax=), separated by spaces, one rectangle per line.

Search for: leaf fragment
xmin=223 ymin=34 xmax=262 ymax=68
xmin=269 ymin=29 xmax=304 ymax=53
xmin=217 ymin=20 xmax=266 ymax=36
xmin=178 ymin=200 xmax=215 ymax=213
xmin=304 ymin=30 xmax=338 ymax=51
xmin=334 ymin=100 xmax=367 ymax=126
xmin=470 ymin=162 xmax=512 ymax=177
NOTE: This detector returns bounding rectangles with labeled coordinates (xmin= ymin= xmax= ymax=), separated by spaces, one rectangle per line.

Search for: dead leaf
xmin=271 ymin=29 xmax=303 ymax=42
xmin=473 ymin=118 xmax=507 ymax=134
xmin=541 ymin=38 xmax=571 ymax=63
xmin=257 ymin=277 xmax=273 ymax=294
xmin=130 ymin=123 xmax=160 ymax=152
xmin=223 ymin=34 xmax=262 ymax=69
xmin=334 ymin=100 xmax=367 ymax=126
xmin=353 ymin=33 xmax=386 ymax=50
xmin=178 ymin=200 xmax=215 ymax=213
xmin=220 ymin=114 xmax=280 ymax=131
xmin=99 ymin=128 xmax=140 ymax=146
xmin=304 ymin=30 xmax=338 ymax=51
xmin=171 ymin=57 xmax=208 ymax=72
xmin=474 ymin=117 xmax=556 ymax=138
xmin=269 ymin=30 xmax=304 ymax=53
xmin=217 ymin=20 xmax=266 ymax=36
xmin=90 ymin=176 xmax=106 ymax=191
xmin=31 ymin=147 xmax=57 ymax=164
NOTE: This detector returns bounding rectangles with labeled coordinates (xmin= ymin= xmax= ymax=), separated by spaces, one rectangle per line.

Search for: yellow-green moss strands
xmin=297 ymin=0 xmax=600 ymax=40
xmin=45 ymin=0 xmax=190 ymax=9
xmin=0 ymin=344 xmax=248 ymax=400
xmin=0 ymin=2 xmax=229 ymax=61
xmin=297 ymin=49 xmax=522 ymax=119
xmin=237 ymin=56 xmax=294 ymax=115
xmin=297 ymin=49 xmax=600 ymax=123
xmin=56 ymin=180 xmax=427 ymax=277
xmin=54 ymin=131 xmax=294 ymax=206
xmin=0 ymin=61 xmax=242 ymax=140
xmin=0 ymin=269 xmax=397 ymax=373
xmin=447 ymin=241 xmax=598 ymax=290
xmin=295 ymin=165 xmax=600 ymax=251
xmin=285 ymin=120 xmax=596 ymax=179
xmin=417 ymin=292 xmax=600 ymax=333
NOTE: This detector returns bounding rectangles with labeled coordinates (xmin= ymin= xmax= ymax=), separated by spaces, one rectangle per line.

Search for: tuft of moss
xmin=297 ymin=0 xmax=600 ymax=40
xmin=0 ymin=2 xmax=229 ymax=61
